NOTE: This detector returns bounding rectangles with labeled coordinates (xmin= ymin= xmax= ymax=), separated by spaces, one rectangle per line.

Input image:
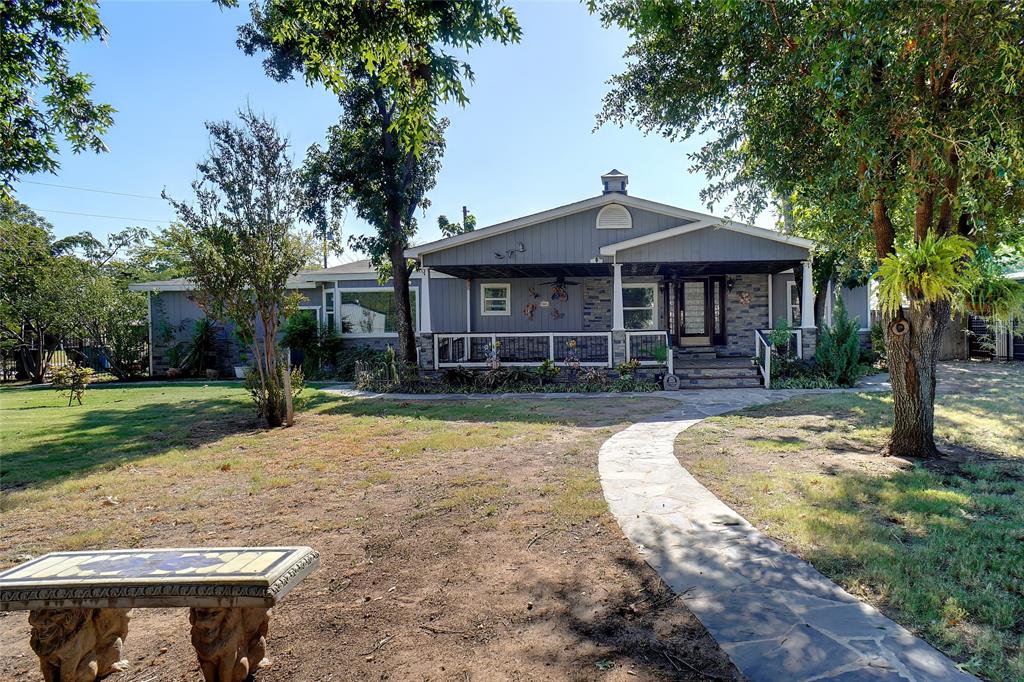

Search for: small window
xmin=596 ymin=204 xmax=632 ymax=229
xmin=481 ymin=283 xmax=511 ymax=316
xmin=623 ymin=284 xmax=657 ymax=330
xmin=324 ymin=291 xmax=336 ymax=331
xmin=787 ymin=281 xmax=801 ymax=326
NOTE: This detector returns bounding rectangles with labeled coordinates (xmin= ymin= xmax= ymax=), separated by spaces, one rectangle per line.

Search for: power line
xmin=36 ymin=208 xmax=169 ymax=224
xmin=21 ymin=180 xmax=164 ymax=200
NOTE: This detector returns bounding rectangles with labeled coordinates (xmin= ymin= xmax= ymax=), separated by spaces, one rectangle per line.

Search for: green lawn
xmin=675 ymin=366 xmax=1024 ymax=681
xmin=0 ymin=381 xmax=259 ymax=489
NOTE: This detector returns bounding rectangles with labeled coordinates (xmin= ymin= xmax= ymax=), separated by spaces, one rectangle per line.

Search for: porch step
xmin=675 ymin=376 xmax=764 ymax=389
xmin=673 ymin=347 xmax=718 ymax=360
xmin=674 ymin=366 xmax=759 ymax=379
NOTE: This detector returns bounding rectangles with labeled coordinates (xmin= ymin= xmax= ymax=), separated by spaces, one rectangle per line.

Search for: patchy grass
xmin=675 ymin=364 xmax=1024 ymax=682
xmin=0 ymin=383 xmax=740 ymax=681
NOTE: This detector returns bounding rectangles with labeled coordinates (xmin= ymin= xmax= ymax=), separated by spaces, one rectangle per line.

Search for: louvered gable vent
xmin=596 ymin=203 xmax=632 ymax=230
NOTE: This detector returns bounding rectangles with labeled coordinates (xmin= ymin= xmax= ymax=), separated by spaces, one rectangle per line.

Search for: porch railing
xmin=757 ymin=328 xmax=803 ymax=359
xmin=433 ymin=332 xmax=612 ymax=369
xmin=624 ymin=330 xmax=673 ymax=373
xmin=754 ymin=329 xmax=772 ymax=389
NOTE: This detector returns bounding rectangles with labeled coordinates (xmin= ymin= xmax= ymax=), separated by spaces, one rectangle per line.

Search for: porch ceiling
xmin=429 ymin=260 xmax=801 ymax=279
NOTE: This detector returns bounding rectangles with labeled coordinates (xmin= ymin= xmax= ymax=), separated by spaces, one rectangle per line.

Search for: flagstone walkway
xmin=597 ymin=387 xmax=976 ymax=682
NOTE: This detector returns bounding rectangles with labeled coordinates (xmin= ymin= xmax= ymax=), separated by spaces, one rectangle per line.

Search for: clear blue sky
xmin=16 ymin=0 xmax=767 ymax=263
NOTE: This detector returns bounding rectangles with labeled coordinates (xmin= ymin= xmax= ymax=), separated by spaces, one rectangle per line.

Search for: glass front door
xmin=680 ymin=280 xmax=707 ymax=337
xmin=676 ymin=278 xmax=727 ymax=346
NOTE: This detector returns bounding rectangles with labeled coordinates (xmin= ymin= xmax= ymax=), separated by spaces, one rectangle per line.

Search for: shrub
xmin=868 ymin=321 xmax=887 ymax=367
xmin=814 ymin=299 xmax=861 ymax=387
xmin=534 ymin=359 xmax=560 ymax=385
xmin=578 ymin=367 xmax=611 ymax=390
xmin=615 ymin=358 xmax=641 ymax=377
xmin=52 ymin=365 xmax=94 ymax=406
xmin=244 ymin=363 xmax=304 ymax=422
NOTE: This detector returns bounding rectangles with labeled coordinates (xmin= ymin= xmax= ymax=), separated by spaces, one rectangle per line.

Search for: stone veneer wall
xmin=582 ymin=277 xmax=612 ymax=331
xmin=416 ymin=333 xmax=434 ymax=370
xmin=801 ymin=328 xmax=817 ymax=358
xmin=722 ymin=274 xmax=770 ymax=357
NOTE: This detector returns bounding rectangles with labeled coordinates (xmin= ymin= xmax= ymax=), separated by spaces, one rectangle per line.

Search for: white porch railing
xmin=624 ymin=330 xmax=673 ymax=374
xmin=758 ymin=328 xmax=803 ymax=359
xmin=754 ymin=329 xmax=772 ymax=389
xmin=433 ymin=332 xmax=612 ymax=369
xmin=754 ymin=328 xmax=805 ymax=389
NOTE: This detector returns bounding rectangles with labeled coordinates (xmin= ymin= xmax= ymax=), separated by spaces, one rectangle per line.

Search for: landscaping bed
xmin=673 ymin=362 xmax=1024 ymax=681
xmin=0 ymin=383 xmax=738 ymax=681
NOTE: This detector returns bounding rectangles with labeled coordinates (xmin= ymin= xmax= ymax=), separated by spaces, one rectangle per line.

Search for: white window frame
xmin=323 ymin=288 xmax=336 ymax=330
xmin=338 ymin=286 xmax=419 ymax=338
xmin=480 ymin=282 xmax=511 ymax=316
xmin=622 ymin=283 xmax=659 ymax=331
xmin=787 ymin=281 xmax=801 ymax=327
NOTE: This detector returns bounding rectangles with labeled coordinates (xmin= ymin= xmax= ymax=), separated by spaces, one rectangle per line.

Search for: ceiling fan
xmin=539 ymin=276 xmax=580 ymax=287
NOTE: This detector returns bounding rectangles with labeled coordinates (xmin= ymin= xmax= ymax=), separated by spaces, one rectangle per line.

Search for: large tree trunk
xmin=883 ymin=299 xmax=950 ymax=459
xmin=389 ymin=241 xmax=417 ymax=366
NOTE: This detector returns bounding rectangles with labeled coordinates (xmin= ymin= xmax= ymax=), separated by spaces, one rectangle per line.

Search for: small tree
xmin=438 ymin=210 xmax=477 ymax=238
xmin=80 ymin=274 xmax=149 ymax=379
xmin=165 ymin=109 xmax=314 ymax=427
xmin=228 ymin=0 xmax=521 ymax=366
xmin=52 ymin=365 xmax=94 ymax=406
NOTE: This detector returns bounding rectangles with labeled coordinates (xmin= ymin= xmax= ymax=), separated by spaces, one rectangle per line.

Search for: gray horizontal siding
xmin=617 ymin=227 xmax=808 ymax=263
xmin=423 ymin=206 xmax=683 ymax=267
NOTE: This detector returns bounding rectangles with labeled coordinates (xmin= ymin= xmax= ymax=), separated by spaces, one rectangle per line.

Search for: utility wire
xmin=21 ymin=179 xmax=164 ymax=200
xmin=36 ymin=208 xmax=169 ymax=224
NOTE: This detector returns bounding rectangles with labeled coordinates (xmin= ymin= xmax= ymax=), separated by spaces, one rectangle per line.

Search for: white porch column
xmin=612 ymin=263 xmax=625 ymax=331
xmin=466 ymin=278 xmax=472 ymax=333
xmin=800 ymin=260 xmax=815 ymax=328
xmin=420 ymin=267 xmax=432 ymax=334
xmin=767 ymin=274 xmax=773 ymax=328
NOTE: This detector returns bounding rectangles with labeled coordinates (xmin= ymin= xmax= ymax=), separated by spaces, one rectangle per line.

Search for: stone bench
xmin=0 ymin=547 xmax=319 ymax=682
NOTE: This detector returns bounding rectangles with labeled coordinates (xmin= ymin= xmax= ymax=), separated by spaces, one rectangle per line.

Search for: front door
xmin=676 ymin=278 xmax=726 ymax=347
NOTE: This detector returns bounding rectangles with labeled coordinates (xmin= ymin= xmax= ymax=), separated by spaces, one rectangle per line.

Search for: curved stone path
xmin=598 ymin=388 xmax=975 ymax=682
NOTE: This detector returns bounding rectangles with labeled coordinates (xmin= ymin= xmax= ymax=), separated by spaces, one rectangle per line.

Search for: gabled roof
xmin=404 ymin=192 xmax=813 ymax=259
xmin=599 ymin=218 xmax=813 ymax=256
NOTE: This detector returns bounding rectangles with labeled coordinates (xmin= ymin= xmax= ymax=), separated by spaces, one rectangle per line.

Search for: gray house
xmin=132 ymin=171 xmax=872 ymax=388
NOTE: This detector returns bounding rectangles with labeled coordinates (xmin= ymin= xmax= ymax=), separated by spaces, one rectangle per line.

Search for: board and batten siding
xmin=615 ymin=227 xmax=809 ymax=263
xmin=422 ymin=206 xmax=684 ymax=267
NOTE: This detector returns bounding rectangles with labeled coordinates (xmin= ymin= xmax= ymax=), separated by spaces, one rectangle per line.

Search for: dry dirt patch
xmin=1 ymin=389 xmax=739 ymax=681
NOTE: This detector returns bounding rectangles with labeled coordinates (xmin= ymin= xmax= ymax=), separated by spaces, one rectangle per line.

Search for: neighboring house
xmin=131 ymin=171 xmax=874 ymax=387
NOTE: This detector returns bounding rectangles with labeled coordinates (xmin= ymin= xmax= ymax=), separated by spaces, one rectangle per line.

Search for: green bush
xmin=52 ymin=365 xmax=94 ymax=406
xmin=244 ymin=363 xmax=305 ymax=421
xmin=534 ymin=359 xmax=560 ymax=385
xmin=814 ymin=299 xmax=861 ymax=387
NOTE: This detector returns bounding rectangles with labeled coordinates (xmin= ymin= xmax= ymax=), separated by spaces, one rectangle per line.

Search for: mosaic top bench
xmin=0 ymin=547 xmax=320 ymax=682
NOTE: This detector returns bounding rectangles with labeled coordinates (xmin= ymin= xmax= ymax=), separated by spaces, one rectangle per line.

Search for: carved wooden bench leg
xmin=189 ymin=607 xmax=271 ymax=682
xmin=28 ymin=608 xmax=131 ymax=682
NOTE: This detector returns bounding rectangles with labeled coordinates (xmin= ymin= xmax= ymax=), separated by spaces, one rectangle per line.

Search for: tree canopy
xmin=225 ymin=0 xmax=521 ymax=156
xmin=1 ymin=0 xmax=115 ymax=200
xmin=593 ymin=0 xmax=1024 ymax=458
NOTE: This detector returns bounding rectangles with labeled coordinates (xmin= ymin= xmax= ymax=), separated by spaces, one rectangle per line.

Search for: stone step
xmin=674 ymin=367 xmax=760 ymax=379
xmin=674 ymin=376 xmax=764 ymax=389
xmin=673 ymin=350 xmax=718 ymax=360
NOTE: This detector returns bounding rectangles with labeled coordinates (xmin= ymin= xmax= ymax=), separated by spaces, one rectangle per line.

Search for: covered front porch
xmin=415 ymin=259 xmax=817 ymax=379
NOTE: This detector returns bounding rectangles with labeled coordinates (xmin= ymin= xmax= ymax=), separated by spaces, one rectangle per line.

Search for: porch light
xmin=726 ymin=277 xmax=736 ymax=291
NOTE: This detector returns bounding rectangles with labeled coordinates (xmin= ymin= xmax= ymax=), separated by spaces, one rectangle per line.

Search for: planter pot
xmin=234 ymin=366 xmax=248 ymax=379
xmin=205 ymin=369 xmax=219 ymax=380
